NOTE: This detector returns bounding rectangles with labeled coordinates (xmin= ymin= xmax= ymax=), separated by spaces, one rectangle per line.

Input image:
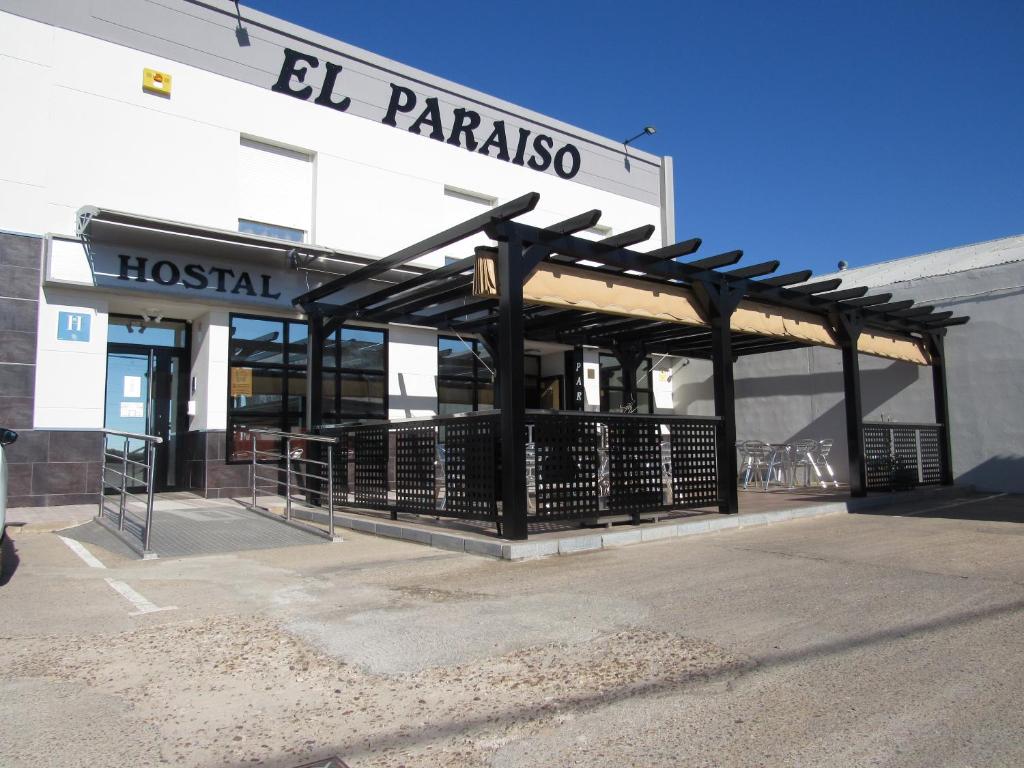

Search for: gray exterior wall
xmin=674 ymin=257 xmax=1024 ymax=494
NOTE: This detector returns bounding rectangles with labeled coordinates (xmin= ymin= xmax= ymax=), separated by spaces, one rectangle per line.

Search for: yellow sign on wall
xmin=143 ymin=68 xmax=172 ymax=96
xmin=230 ymin=367 xmax=253 ymax=397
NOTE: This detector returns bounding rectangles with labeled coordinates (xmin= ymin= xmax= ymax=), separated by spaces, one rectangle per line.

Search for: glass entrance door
xmin=104 ymin=318 xmax=189 ymax=491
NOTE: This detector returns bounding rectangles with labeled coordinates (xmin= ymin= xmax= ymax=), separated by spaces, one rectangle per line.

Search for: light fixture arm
xmin=623 ymin=125 xmax=657 ymax=147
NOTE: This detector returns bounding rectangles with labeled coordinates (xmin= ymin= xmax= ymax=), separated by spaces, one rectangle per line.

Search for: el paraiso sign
xmin=271 ymin=48 xmax=584 ymax=180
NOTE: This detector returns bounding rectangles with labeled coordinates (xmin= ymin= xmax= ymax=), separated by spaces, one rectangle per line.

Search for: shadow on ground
xmin=0 ymin=531 xmax=20 ymax=586
xmin=852 ymin=492 xmax=1023 ymax=523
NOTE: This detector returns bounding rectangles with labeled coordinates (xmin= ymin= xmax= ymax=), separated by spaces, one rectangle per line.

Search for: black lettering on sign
xmin=554 ymin=145 xmax=582 ymax=179
xmin=409 ymin=97 xmax=445 ymax=141
xmin=115 ymin=257 xmax=280 ymax=301
xmin=382 ymin=84 xmax=416 ymax=126
xmin=119 ymin=254 xmax=147 ymax=282
xmin=182 ymin=263 xmax=209 ymax=290
xmin=314 ymin=62 xmax=351 ymax=112
xmin=447 ymin=108 xmax=480 ymax=150
xmin=272 ymin=50 xmax=585 ymax=180
xmin=272 ymin=48 xmax=319 ymax=100
xmin=478 ymin=121 xmax=510 ymax=162
xmin=152 ymin=261 xmax=180 ymax=286
xmin=528 ymin=134 xmax=554 ymax=171
xmin=232 ymin=273 xmax=257 ymax=296
xmin=260 ymin=274 xmax=281 ymax=300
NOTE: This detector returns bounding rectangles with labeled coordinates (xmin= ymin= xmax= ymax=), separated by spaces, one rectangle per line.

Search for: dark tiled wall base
xmin=0 ymin=233 xmax=41 ymax=439
xmin=5 ymin=430 xmax=104 ymax=508
xmin=186 ymin=430 xmax=258 ymax=499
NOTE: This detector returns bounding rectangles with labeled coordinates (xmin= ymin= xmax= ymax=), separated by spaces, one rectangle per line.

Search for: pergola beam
xmin=294 ymin=191 xmax=539 ymax=306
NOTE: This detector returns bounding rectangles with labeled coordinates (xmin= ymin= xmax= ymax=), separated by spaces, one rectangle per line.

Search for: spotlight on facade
xmin=623 ymin=126 xmax=657 ymax=147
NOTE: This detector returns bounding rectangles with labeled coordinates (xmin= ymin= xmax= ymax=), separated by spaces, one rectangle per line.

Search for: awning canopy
xmin=75 ymin=206 xmax=431 ymax=284
xmin=294 ymin=192 xmax=968 ymax=366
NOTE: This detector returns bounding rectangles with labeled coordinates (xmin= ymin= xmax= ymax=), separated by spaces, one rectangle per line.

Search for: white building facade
xmin=0 ymin=0 xmax=677 ymax=504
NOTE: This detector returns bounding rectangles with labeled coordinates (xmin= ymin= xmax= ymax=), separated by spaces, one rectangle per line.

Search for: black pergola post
xmin=694 ymin=281 xmax=744 ymax=514
xmin=303 ymin=307 xmax=326 ymax=504
xmin=304 ymin=307 xmax=325 ymax=432
xmin=496 ymin=236 xmax=529 ymax=540
xmin=612 ymin=343 xmax=644 ymax=411
xmin=928 ymin=331 xmax=955 ymax=485
xmin=836 ymin=311 xmax=867 ymax=497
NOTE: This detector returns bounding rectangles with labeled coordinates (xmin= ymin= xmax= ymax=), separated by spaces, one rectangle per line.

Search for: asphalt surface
xmin=1 ymin=491 xmax=1022 ymax=767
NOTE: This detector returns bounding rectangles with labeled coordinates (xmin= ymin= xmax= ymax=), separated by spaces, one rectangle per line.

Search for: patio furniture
xmin=740 ymin=440 xmax=770 ymax=489
xmin=815 ymin=439 xmax=839 ymax=488
xmin=790 ymin=438 xmax=820 ymax=487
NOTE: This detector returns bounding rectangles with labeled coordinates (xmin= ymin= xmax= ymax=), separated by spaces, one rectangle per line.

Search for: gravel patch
xmin=0 ymin=615 xmax=744 ymax=767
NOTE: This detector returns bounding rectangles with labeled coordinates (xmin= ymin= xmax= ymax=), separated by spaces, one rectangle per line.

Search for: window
xmin=238 ymin=219 xmax=305 ymax=242
xmin=107 ymin=316 xmax=187 ymax=347
xmin=599 ymin=354 xmax=653 ymax=413
xmin=227 ymin=315 xmax=307 ymax=461
xmin=322 ymin=326 xmax=388 ymax=423
xmin=238 ymin=136 xmax=313 ymax=243
xmin=437 ymin=336 xmax=494 ymax=415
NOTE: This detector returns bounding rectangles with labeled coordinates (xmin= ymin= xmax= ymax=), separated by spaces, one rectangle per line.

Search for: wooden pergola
xmin=294 ymin=192 xmax=967 ymax=539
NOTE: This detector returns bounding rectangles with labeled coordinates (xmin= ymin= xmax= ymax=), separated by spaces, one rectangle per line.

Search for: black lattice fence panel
xmin=891 ymin=426 xmax=919 ymax=489
xmin=670 ymin=420 xmax=719 ymax=506
xmin=532 ymin=416 xmax=600 ymax=520
xmin=864 ymin=423 xmax=944 ymax=490
xmin=395 ymin=425 xmax=437 ymax=513
xmin=918 ymin=427 xmax=943 ymax=485
xmin=353 ymin=425 xmax=388 ymax=506
xmin=864 ymin=425 xmax=892 ymax=490
xmin=444 ymin=418 xmax=499 ymax=520
xmin=607 ymin=418 xmax=663 ymax=515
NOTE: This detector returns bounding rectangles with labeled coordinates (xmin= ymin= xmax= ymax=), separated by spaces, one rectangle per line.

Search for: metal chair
xmin=790 ymin=438 xmax=820 ymax=487
xmin=740 ymin=440 xmax=769 ymax=489
xmin=815 ymin=439 xmax=839 ymax=488
xmin=763 ymin=442 xmax=793 ymax=489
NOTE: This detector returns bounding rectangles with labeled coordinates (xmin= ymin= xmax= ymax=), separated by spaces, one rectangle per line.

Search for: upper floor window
xmin=238 ymin=219 xmax=305 ymax=242
xmin=238 ymin=136 xmax=313 ymax=243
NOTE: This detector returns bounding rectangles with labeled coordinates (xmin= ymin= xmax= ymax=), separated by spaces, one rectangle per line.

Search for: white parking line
xmin=58 ymin=536 xmax=107 ymax=569
xmin=104 ymin=578 xmax=177 ymax=616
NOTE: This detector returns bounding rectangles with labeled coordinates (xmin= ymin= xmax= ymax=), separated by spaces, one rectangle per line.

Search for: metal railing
xmin=863 ymin=422 xmax=945 ymax=491
xmin=247 ymin=428 xmax=339 ymax=539
xmin=97 ymin=429 xmax=162 ymax=557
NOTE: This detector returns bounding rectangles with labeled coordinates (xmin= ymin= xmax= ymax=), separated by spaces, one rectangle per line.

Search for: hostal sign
xmin=272 ymin=49 xmax=583 ymax=180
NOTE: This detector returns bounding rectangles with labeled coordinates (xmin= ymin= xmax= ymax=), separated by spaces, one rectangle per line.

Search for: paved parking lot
xmin=1 ymin=492 xmax=1022 ymax=767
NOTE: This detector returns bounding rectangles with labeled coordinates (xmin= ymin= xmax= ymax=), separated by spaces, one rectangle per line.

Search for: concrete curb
xmin=328 ymin=488 xmax=951 ymax=561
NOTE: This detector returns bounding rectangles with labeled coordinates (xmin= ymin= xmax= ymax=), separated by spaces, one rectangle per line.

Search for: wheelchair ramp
xmin=68 ymin=502 xmax=328 ymax=559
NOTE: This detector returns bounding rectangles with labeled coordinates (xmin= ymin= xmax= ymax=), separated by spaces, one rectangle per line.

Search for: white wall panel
xmin=33 ymin=288 xmax=109 ymax=429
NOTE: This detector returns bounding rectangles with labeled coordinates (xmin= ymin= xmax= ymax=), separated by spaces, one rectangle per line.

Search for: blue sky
xmin=243 ymin=0 xmax=1023 ymax=276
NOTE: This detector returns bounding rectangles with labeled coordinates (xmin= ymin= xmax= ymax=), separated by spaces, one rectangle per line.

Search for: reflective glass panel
xmin=340 ymin=327 xmax=385 ymax=370
xmin=108 ymin=317 xmax=186 ymax=347
xmin=230 ymin=317 xmax=285 ymax=364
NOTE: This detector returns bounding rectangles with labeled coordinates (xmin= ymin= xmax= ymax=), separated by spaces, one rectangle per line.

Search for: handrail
xmin=248 ymin=429 xmax=336 ymax=539
xmin=250 ymin=428 xmax=339 ymax=444
xmin=101 ymin=429 xmax=164 ymax=444
xmin=96 ymin=428 xmax=160 ymax=557
xmin=862 ymin=421 xmax=943 ymax=429
xmin=320 ymin=409 xmax=723 ymax=429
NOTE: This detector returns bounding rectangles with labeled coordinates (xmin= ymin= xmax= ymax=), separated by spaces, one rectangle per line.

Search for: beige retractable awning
xmin=472 ymin=251 xmax=931 ymax=365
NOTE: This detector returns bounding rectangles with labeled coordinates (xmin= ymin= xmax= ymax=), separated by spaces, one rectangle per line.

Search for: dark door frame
xmin=106 ymin=334 xmax=191 ymax=492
